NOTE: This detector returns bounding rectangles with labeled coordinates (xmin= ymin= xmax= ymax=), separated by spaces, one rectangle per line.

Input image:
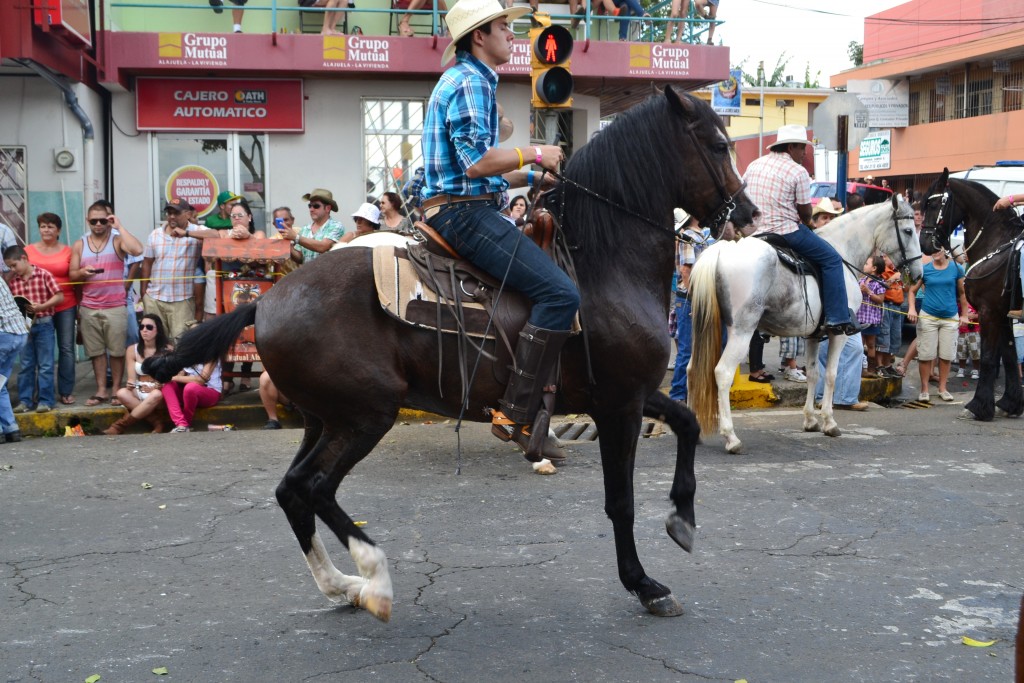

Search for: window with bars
xmin=363 ymin=98 xmax=425 ymax=211
xmin=929 ymin=91 xmax=945 ymax=123
xmin=955 ymin=78 xmax=993 ymax=119
xmin=1003 ymin=73 xmax=1023 ymax=112
xmin=0 ymin=146 xmax=27 ymax=243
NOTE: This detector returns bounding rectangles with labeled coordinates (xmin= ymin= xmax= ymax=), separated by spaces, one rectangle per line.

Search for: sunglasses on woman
xmin=139 ymin=323 xmax=156 ymax=331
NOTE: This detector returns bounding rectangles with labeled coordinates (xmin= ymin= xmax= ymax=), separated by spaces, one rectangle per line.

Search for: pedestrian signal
xmin=529 ymin=19 xmax=573 ymax=109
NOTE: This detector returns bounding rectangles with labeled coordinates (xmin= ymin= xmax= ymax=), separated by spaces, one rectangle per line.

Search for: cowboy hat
xmin=673 ymin=207 xmax=690 ymax=230
xmin=768 ymin=124 xmax=810 ymax=150
xmin=301 ymin=188 xmax=339 ymax=212
xmin=441 ymin=0 xmax=531 ymax=66
xmin=351 ymin=202 xmax=381 ymax=226
xmin=811 ymin=196 xmax=844 ymax=217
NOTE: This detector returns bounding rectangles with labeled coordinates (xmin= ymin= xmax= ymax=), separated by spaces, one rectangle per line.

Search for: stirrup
xmin=490 ymin=410 xmax=564 ymax=462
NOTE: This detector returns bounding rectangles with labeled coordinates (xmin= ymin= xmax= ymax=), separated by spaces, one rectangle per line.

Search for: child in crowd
xmin=160 ymin=356 xmax=222 ymax=432
xmin=3 ymin=246 xmax=63 ymax=413
xmin=857 ymin=254 xmax=886 ymax=377
xmin=955 ymin=302 xmax=980 ymax=379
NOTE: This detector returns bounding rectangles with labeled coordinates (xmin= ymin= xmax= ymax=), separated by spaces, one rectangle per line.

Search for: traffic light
xmin=529 ymin=15 xmax=573 ymax=109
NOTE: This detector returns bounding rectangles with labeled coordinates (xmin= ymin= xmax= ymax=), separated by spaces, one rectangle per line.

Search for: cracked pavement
xmin=1 ymin=403 xmax=1021 ymax=682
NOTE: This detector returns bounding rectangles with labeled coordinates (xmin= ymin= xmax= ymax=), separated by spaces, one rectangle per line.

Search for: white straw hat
xmin=811 ymin=196 xmax=844 ymax=217
xmin=441 ymin=0 xmax=530 ymax=66
xmin=351 ymin=202 xmax=381 ymax=225
xmin=768 ymin=124 xmax=810 ymax=150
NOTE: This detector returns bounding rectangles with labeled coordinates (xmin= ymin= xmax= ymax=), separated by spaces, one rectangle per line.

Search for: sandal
xmin=59 ymin=395 xmax=76 ymax=405
xmin=110 ymin=398 xmax=123 ymax=407
xmin=85 ymin=395 xmax=109 ymax=407
xmin=748 ymin=372 xmax=774 ymax=383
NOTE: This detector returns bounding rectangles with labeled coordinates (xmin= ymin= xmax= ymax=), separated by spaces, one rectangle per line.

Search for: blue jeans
xmin=17 ymin=316 xmax=56 ymax=409
xmin=53 ymin=306 xmax=77 ymax=397
xmin=780 ymin=224 xmax=852 ymax=327
xmin=0 ymin=331 xmax=28 ymax=434
xmin=428 ymin=200 xmax=579 ymax=330
xmin=814 ymin=332 xmax=864 ymax=406
xmin=669 ymin=293 xmax=692 ymax=401
xmin=613 ymin=0 xmax=645 ymax=39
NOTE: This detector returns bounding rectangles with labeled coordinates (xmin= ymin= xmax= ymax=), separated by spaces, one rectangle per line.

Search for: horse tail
xmin=688 ymin=245 xmax=723 ymax=436
xmin=143 ymin=303 xmax=259 ymax=382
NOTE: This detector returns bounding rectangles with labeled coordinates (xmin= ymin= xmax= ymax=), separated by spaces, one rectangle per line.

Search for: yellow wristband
xmin=514 ymin=147 xmax=524 ymax=169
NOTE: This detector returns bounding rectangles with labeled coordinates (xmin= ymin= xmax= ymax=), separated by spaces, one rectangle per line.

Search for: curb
xmin=14 ymin=403 xmax=440 ymax=437
xmin=13 ymin=382 xmax=902 ymax=438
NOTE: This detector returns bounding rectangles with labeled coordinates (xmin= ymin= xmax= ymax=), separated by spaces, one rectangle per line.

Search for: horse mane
xmin=812 ymin=198 xmax=894 ymax=241
xmin=947 ymin=179 xmax=1021 ymax=239
xmin=559 ymin=90 xmax=722 ymax=272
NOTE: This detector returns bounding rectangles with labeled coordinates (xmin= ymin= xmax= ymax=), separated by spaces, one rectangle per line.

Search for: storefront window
xmin=363 ymin=98 xmax=424 ymax=210
xmin=153 ymin=133 xmax=268 ymax=229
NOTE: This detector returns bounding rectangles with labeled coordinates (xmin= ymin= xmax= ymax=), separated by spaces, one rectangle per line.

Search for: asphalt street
xmin=2 ymin=394 xmax=1022 ymax=682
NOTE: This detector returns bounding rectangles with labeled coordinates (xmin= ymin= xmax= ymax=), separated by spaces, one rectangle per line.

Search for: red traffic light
xmin=532 ymin=25 xmax=573 ymax=65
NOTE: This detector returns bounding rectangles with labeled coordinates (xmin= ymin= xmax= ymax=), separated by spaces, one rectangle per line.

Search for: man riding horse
xmin=420 ymin=0 xmax=580 ymax=456
xmin=744 ymin=124 xmax=859 ymax=336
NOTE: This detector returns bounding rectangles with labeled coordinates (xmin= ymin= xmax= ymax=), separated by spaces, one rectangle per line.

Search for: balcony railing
xmin=103 ymin=0 xmax=719 ymax=44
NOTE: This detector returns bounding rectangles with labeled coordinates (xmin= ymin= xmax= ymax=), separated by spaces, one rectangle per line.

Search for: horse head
xmin=663 ymin=86 xmax=759 ymax=239
xmin=884 ymin=193 xmax=924 ymax=283
xmin=920 ymin=167 xmax=955 ymax=256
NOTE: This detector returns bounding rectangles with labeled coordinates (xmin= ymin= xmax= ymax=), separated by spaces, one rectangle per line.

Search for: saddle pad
xmin=372 ymin=244 xmax=498 ymax=339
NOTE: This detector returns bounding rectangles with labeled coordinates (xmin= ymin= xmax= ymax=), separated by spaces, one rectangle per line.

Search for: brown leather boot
xmin=491 ymin=324 xmax=571 ymax=462
xmin=103 ymin=413 xmax=140 ymax=435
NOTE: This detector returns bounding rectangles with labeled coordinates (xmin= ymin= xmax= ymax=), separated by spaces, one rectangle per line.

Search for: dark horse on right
xmin=145 ymin=87 xmax=758 ymax=622
xmin=920 ymin=169 xmax=1024 ymax=420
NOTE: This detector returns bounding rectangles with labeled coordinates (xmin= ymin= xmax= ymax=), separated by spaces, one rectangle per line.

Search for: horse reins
xmin=547 ymin=119 xmax=747 ymax=240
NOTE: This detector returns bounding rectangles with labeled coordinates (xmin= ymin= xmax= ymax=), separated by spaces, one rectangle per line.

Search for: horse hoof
xmin=665 ymin=513 xmax=695 ymax=553
xmin=532 ymin=460 xmax=557 ymax=475
xmin=804 ymin=422 xmax=821 ymax=433
xmin=957 ymin=408 xmax=977 ymax=421
xmin=642 ymin=593 xmax=684 ymax=617
xmin=725 ymin=438 xmax=743 ymax=454
xmin=824 ymin=425 xmax=841 ymax=437
xmin=361 ymin=592 xmax=392 ymax=623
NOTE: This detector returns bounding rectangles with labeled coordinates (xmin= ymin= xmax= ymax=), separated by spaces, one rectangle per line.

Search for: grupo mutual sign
xmin=847 ymin=79 xmax=909 ymax=129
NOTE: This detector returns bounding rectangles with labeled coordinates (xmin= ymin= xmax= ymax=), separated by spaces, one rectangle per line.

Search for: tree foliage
xmin=848 ymin=41 xmax=864 ymax=67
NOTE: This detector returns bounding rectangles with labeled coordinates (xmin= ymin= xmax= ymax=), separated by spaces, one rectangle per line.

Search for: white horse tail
xmin=688 ymin=244 xmax=724 ymax=436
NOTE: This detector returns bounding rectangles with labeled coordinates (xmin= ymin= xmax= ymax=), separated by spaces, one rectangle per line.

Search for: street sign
xmin=858 ymin=130 xmax=891 ymax=172
xmin=813 ymin=92 xmax=871 ymax=151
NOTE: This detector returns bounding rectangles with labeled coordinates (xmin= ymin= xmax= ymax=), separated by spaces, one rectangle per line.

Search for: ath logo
xmin=159 ymin=33 xmax=182 ymax=59
xmin=323 ymin=35 xmax=346 ymax=61
xmin=628 ymin=44 xmax=650 ymax=68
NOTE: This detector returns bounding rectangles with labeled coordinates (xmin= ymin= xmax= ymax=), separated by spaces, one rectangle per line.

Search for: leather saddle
xmin=756 ymin=233 xmax=828 ymax=335
xmin=371 ymin=195 xmax=570 ymax=387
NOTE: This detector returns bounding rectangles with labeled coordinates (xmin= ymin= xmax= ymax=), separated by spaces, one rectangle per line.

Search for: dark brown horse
xmin=145 ymin=87 xmax=758 ymax=621
xmin=920 ymin=170 xmax=1024 ymax=420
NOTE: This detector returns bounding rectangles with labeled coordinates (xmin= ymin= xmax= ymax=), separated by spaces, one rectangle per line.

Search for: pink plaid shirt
xmin=8 ymin=266 xmax=61 ymax=319
xmin=743 ymin=151 xmax=812 ymax=236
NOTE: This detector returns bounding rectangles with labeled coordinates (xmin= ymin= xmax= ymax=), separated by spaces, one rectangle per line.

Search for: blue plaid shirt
xmin=421 ymin=52 xmax=509 ymax=200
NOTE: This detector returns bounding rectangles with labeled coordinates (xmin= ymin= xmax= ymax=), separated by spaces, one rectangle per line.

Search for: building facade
xmin=831 ymin=0 xmax=1024 ymax=195
xmin=2 ymin=0 xmax=730 ymax=243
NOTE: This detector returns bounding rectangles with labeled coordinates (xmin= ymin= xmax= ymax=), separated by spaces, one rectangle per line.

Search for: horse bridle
xmin=683 ymin=121 xmax=746 ymax=234
xmin=920 ymin=186 xmax=952 ymax=256
xmin=889 ymin=204 xmax=920 ymax=276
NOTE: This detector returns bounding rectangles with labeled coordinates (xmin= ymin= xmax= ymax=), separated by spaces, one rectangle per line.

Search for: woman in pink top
xmin=25 ymin=213 xmax=78 ymax=405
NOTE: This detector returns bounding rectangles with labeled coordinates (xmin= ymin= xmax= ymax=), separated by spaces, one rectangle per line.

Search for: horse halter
xmin=683 ymin=121 xmax=745 ymax=233
xmin=890 ymin=206 xmax=919 ymax=276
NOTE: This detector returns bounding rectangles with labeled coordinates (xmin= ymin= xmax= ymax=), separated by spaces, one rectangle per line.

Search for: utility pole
xmin=757 ymin=61 xmax=765 ymax=158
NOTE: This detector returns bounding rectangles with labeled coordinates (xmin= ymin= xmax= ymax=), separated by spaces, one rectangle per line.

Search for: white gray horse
xmin=688 ymin=195 xmax=922 ymax=453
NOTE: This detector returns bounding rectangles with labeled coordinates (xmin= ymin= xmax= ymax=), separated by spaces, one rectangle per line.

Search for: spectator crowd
xmin=0 ymin=183 xmax=423 ymax=438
